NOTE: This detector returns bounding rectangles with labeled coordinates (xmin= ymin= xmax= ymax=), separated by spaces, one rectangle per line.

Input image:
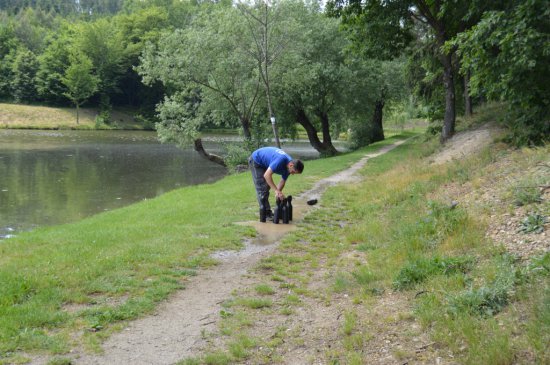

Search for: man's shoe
xmin=266 ymin=209 xmax=274 ymax=219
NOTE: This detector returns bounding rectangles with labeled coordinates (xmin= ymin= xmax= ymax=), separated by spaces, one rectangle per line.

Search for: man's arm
xmin=264 ymin=168 xmax=285 ymax=200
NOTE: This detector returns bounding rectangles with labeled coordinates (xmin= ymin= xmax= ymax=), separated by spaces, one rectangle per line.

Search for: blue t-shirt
xmin=252 ymin=147 xmax=292 ymax=180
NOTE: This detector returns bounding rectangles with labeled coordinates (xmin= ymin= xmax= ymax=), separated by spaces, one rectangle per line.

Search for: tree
xmin=327 ymin=0 xmax=487 ymax=143
xmin=114 ymin=6 xmax=170 ymax=107
xmin=272 ymin=10 xmax=349 ymax=156
xmin=137 ymin=5 xmax=261 ymax=166
xmin=0 ymin=20 xmax=18 ymax=99
xmin=236 ymin=0 xmax=302 ymax=148
xmin=73 ymin=18 xmax=126 ymax=111
xmin=11 ymin=47 xmax=39 ymax=103
xmin=35 ymin=24 xmax=73 ymax=104
xmin=453 ymin=0 xmax=550 ymax=145
xmin=61 ymin=52 xmax=99 ymax=124
xmin=11 ymin=7 xmax=55 ymax=53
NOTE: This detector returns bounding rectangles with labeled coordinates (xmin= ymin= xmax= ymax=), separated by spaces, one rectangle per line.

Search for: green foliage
xmin=61 ymin=51 xmax=99 ymax=122
xmin=453 ymin=0 xmax=550 ymax=146
xmin=74 ymin=18 xmax=126 ymax=98
xmin=526 ymin=284 xmax=550 ymax=363
xmin=518 ymin=213 xmax=547 ymax=234
xmin=10 ymin=48 xmax=39 ymax=103
xmin=227 ymin=335 xmax=256 ymax=360
xmin=10 ymin=7 xmax=53 ymax=53
xmin=223 ymin=142 xmax=253 ymax=172
xmin=326 ymin=0 xmax=413 ymax=60
xmin=527 ymin=252 xmax=550 ymax=277
xmin=0 ymin=0 xmax=124 ymax=16
xmin=36 ymin=28 xmax=72 ymax=104
xmin=0 ymin=49 xmax=16 ymax=99
xmin=46 ymin=356 xmax=72 ymax=365
xmin=203 ymin=351 xmax=231 ymax=365
xmin=137 ymin=6 xmax=262 ymax=143
xmin=448 ymin=255 xmax=518 ymax=317
xmin=236 ymin=297 xmax=273 ymax=309
xmin=396 ymin=200 xmax=469 ymax=251
xmin=254 ymin=284 xmax=275 ymax=296
xmin=393 ymin=256 xmax=474 ymax=290
xmin=342 ymin=311 xmax=357 ymax=336
xmin=347 ymin=119 xmax=377 ymax=150
xmin=352 ymin=265 xmax=376 ymax=287
xmin=512 ymin=181 xmax=544 ymax=206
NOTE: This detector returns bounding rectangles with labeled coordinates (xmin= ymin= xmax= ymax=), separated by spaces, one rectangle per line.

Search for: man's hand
xmin=275 ymin=189 xmax=285 ymax=201
xmin=265 ymin=167 xmax=286 ymax=201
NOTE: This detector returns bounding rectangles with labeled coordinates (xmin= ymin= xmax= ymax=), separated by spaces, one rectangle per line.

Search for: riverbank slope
xmin=0 ymin=103 xmax=143 ymax=130
xmin=1 ymin=104 xmax=549 ymax=365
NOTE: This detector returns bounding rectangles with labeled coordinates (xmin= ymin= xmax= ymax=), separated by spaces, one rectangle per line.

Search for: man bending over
xmin=248 ymin=147 xmax=304 ymax=218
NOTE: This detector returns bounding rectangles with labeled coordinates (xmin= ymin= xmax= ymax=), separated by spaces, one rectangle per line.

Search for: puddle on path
xmin=210 ymin=201 xmax=312 ymax=260
xmin=210 ymin=139 xmax=407 ymax=262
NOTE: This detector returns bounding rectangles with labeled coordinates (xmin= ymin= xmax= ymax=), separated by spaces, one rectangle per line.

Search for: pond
xmin=0 ymin=129 xmax=334 ymax=239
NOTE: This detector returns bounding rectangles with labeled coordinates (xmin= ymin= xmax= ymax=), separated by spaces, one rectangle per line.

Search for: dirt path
xmin=54 ymin=140 xmax=408 ymax=365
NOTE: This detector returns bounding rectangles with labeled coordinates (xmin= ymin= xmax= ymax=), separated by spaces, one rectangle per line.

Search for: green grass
xmin=200 ymin=104 xmax=549 ymax=364
xmin=393 ymin=256 xmax=474 ymax=290
xmin=0 ymin=102 xmax=143 ymax=130
xmin=0 ymin=133 xmax=410 ymax=360
xmin=254 ymin=284 xmax=275 ymax=296
xmin=4 ymin=103 xmax=548 ymax=364
xmin=0 ymin=133 xmax=415 ymax=362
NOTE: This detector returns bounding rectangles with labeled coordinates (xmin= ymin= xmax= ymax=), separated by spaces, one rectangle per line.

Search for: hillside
xmin=0 ymin=103 xmax=143 ymax=130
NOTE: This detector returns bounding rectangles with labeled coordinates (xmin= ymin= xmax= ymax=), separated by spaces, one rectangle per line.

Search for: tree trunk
xmin=296 ymin=108 xmax=337 ymax=156
xmin=371 ymin=99 xmax=385 ymax=142
xmin=265 ymin=68 xmax=280 ymax=148
xmin=193 ymin=138 xmax=226 ymax=167
xmin=240 ymin=117 xmax=252 ymax=140
xmin=463 ymin=70 xmax=473 ymax=117
xmin=318 ymin=111 xmax=338 ymax=156
xmin=440 ymin=51 xmax=456 ymax=143
xmin=76 ymin=104 xmax=80 ymax=124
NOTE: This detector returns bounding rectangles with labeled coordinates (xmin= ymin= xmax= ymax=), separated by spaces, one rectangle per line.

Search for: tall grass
xmin=320 ymin=131 xmax=549 ymax=364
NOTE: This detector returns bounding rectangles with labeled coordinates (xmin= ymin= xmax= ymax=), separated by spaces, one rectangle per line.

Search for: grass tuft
xmin=393 ymin=256 xmax=474 ymax=290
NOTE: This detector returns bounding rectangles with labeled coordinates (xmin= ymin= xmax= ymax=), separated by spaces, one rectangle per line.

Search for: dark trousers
xmin=248 ymin=156 xmax=271 ymax=211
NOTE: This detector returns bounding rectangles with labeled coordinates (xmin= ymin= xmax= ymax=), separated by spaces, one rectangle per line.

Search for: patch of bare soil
xmin=430 ymin=122 xmax=500 ymax=165
xmin=430 ymin=124 xmax=549 ymax=259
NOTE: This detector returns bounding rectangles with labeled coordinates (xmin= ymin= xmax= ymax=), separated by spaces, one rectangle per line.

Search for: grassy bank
xmin=0 ymin=103 xmax=143 ymax=130
xmin=1 ymin=104 xmax=548 ymax=364
xmin=178 ymin=113 xmax=549 ymax=363
xmin=0 ymin=134 xmax=411 ymax=363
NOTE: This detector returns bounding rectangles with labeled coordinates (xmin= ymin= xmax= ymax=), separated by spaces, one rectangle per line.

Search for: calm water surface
xmin=0 ymin=129 xmax=329 ymax=238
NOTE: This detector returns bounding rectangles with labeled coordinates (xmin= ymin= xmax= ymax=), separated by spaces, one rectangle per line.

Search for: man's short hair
xmin=292 ymin=159 xmax=304 ymax=173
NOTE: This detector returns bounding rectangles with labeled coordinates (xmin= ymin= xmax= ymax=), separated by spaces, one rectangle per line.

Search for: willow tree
xmin=137 ymin=6 xmax=263 ymax=166
xmin=236 ymin=0 xmax=301 ymax=148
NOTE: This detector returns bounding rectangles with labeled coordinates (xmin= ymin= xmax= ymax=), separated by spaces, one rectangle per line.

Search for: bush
xmin=134 ymin=114 xmax=156 ymax=130
xmin=223 ymin=142 xmax=253 ymax=172
xmin=348 ymin=121 xmax=376 ymax=150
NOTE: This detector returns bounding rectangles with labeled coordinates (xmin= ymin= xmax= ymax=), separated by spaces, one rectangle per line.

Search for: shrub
xmin=518 ymin=213 xmax=547 ymax=234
